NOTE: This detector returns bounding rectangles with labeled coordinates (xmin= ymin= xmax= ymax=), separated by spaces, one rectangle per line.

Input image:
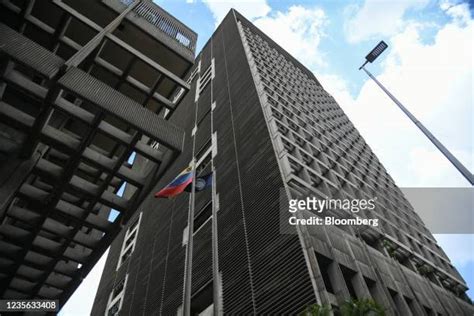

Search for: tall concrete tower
xmin=92 ymin=9 xmax=473 ymax=316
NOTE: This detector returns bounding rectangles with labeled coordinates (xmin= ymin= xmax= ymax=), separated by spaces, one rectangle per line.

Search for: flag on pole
xmin=185 ymin=172 xmax=212 ymax=192
xmin=154 ymin=166 xmax=193 ymax=198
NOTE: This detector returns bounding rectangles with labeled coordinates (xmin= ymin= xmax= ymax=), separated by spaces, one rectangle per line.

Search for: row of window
xmin=243 ymin=22 xmax=436 ymax=240
xmin=106 ymin=274 xmax=128 ymax=316
xmin=239 ymin=21 xmax=458 ymax=293
xmin=107 ymin=56 xmax=218 ymax=313
xmin=315 ymin=250 xmax=460 ymax=315
xmin=195 ymin=59 xmax=215 ymax=102
xmin=116 ymin=213 xmax=142 ymax=270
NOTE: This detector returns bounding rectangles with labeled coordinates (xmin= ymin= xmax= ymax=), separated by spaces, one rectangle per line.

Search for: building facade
xmin=92 ymin=10 xmax=473 ymax=316
xmin=0 ymin=0 xmax=196 ymax=308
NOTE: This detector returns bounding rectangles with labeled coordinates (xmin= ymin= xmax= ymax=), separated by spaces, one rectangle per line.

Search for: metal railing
xmin=120 ymin=0 xmax=197 ymax=53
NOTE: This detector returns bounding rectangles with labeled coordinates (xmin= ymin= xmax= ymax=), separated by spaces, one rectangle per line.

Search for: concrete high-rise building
xmin=0 ymin=0 xmax=196 ymax=309
xmin=93 ymin=9 xmax=473 ymax=316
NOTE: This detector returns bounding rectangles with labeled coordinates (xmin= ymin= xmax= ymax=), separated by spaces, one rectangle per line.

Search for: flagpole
xmin=211 ymin=165 xmax=222 ymax=315
xmin=183 ymin=159 xmax=196 ymax=316
xmin=210 ymin=45 xmax=221 ymax=313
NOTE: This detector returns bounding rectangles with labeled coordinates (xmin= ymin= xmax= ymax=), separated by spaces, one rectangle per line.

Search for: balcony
xmin=105 ymin=0 xmax=197 ymax=61
xmin=0 ymin=0 xmax=197 ymax=113
xmin=0 ymin=0 xmax=195 ymax=308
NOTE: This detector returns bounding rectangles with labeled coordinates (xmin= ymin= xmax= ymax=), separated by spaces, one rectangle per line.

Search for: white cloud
xmin=407 ymin=147 xmax=472 ymax=186
xmin=441 ymin=0 xmax=472 ymax=25
xmin=253 ymin=6 xmax=328 ymax=69
xmin=202 ymin=0 xmax=271 ymax=26
xmin=344 ymin=0 xmax=429 ymax=43
xmin=326 ymin=6 xmax=473 ymax=187
xmin=59 ymin=250 xmax=108 ymax=316
xmin=434 ymin=234 xmax=474 ymax=267
xmin=202 ymin=2 xmax=328 ymax=69
xmin=202 ymin=0 xmax=473 ymax=188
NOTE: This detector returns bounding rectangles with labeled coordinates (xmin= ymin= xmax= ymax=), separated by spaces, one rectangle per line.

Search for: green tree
xmin=300 ymin=303 xmax=332 ymax=316
xmin=340 ymin=298 xmax=385 ymax=316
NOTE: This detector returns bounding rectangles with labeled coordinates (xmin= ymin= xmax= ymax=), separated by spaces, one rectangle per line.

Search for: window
xmin=388 ymin=288 xmax=405 ymax=314
xmin=187 ymin=60 xmax=201 ymax=84
xmin=315 ymin=252 xmax=335 ymax=294
xmin=195 ymin=59 xmax=215 ymax=101
xmin=196 ymin=138 xmax=212 ymax=166
xmin=194 ymin=201 xmax=212 ymax=233
xmin=116 ymin=213 xmax=142 ymax=270
xmin=196 ymin=153 xmax=212 ymax=176
xmin=340 ymin=265 xmax=358 ymax=299
xmin=423 ymin=306 xmax=435 ymax=316
xmin=150 ymin=140 xmax=160 ymax=150
xmin=191 ymin=281 xmax=214 ymax=316
xmin=172 ymin=87 xmax=186 ymax=104
xmin=195 ymin=132 xmax=216 ymax=177
xmin=364 ymin=277 xmax=384 ymax=307
xmin=105 ymin=275 xmax=128 ymax=316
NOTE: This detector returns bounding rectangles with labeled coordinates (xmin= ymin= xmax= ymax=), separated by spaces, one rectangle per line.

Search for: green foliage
xmin=340 ymin=298 xmax=385 ymax=316
xmin=300 ymin=303 xmax=332 ymax=316
xmin=382 ymin=240 xmax=396 ymax=258
xmin=416 ymin=264 xmax=433 ymax=276
xmin=301 ymin=299 xmax=385 ymax=316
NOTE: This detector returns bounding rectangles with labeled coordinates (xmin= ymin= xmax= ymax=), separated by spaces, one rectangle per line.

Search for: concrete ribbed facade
xmin=92 ymin=9 xmax=473 ymax=316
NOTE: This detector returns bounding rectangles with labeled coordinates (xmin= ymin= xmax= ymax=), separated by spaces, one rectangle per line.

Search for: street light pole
xmin=360 ymin=65 xmax=474 ymax=185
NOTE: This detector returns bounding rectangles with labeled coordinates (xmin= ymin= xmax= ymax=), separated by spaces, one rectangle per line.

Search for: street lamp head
xmin=366 ymin=40 xmax=388 ymax=62
xmin=359 ymin=40 xmax=388 ymax=70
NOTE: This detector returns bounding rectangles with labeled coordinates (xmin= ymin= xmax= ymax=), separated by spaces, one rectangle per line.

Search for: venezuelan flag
xmin=154 ymin=166 xmax=193 ymax=198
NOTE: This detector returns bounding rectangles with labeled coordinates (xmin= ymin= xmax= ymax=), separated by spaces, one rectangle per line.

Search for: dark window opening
xmin=191 ymin=281 xmax=213 ymax=316
xmin=197 ymin=107 xmax=211 ymax=127
xmin=361 ymin=234 xmax=382 ymax=252
xmin=125 ymin=230 xmax=137 ymax=247
xmin=364 ymin=277 xmax=383 ymax=307
xmin=197 ymin=154 xmax=212 ymax=176
xmin=196 ymin=138 xmax=211 ymax=162
xmin=315 ymin=252 xmax=335 ymax=294
xmin=404 ymin=296 xmax=416 ymax=315
xmin=340 ymin=265 xmax=358 ymax=299
xmin=111 ymin=279 xmax=125 ymax=301
xmin=107 ymin=301 xmax=120 ymax=316
xmin=128 ymin=215 xmax=140 ymax=232
xmin=388 ymin=288 xmax=404 ymax=314
xmin=427 ymin=273 xmax=438 ymax=284
xmin=399 ymin=256 xmax=413 ymax=271
xmin=194 ymin=201 xmax=212 ymax=233
xmin=120 ymin=247 xmax=133 ymax=264
xmin=423 ymin=305 xmax=435 ymax=316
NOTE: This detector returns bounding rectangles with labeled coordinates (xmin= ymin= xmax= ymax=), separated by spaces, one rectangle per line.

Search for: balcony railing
xmin=118 ymin=0 xmax=197 ymax=54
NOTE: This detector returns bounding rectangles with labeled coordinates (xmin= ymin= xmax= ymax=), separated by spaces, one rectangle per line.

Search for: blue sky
xmin=61 ymin=0 xmax=473 ymax=314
